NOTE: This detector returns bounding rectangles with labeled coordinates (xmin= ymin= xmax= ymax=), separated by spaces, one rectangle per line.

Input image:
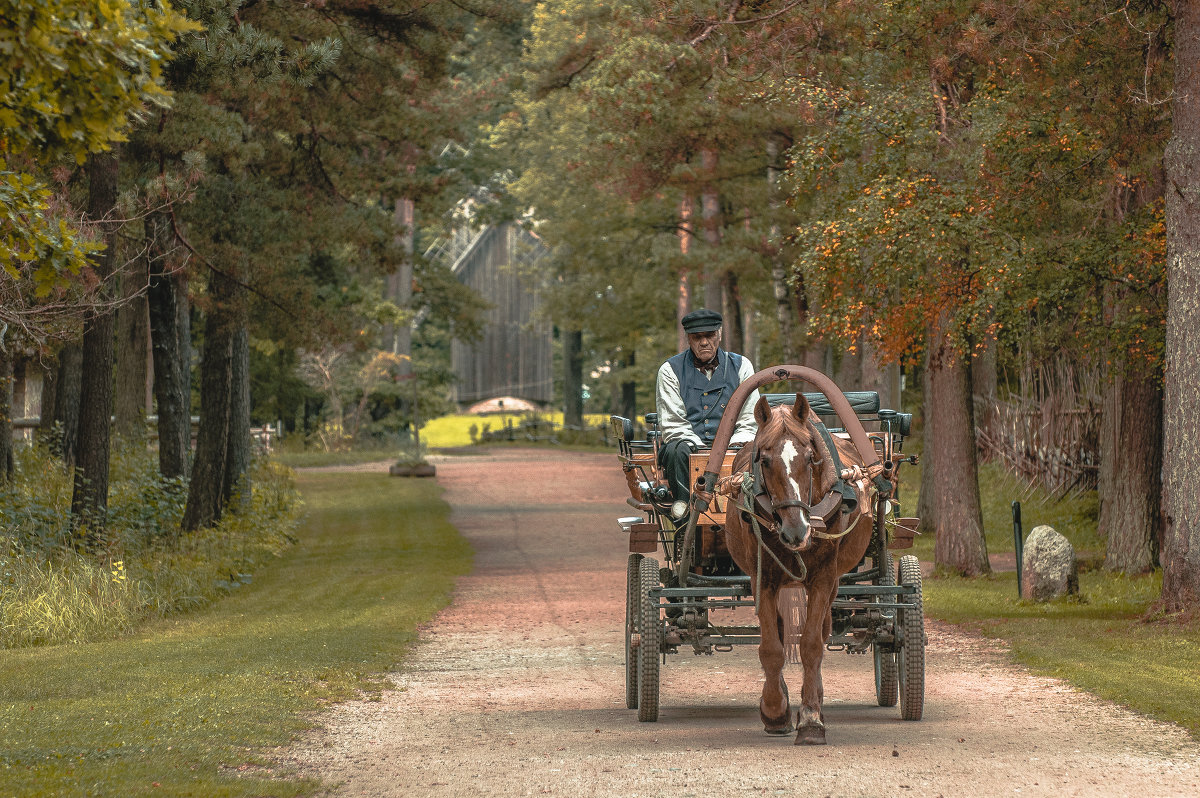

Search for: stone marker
xmin=1021 ymin=524 xmax=1079 ymax=602
xmin=389 ymin=462 xmax=436 ymax=477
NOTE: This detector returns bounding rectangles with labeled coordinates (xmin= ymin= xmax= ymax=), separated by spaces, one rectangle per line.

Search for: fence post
xmin=1012 ymin=500 xmax=1024 ymax=597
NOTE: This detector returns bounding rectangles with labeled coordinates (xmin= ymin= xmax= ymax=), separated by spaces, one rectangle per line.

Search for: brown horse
xmin=722 ymin=392 xmax=875 ymax=745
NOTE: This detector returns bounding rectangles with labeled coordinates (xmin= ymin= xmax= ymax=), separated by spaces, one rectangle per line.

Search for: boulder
xmin=1021 ymin=524 xmax=1079 ymax=602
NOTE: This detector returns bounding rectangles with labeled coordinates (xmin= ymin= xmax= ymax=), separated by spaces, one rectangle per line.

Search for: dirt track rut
xmin=287 ymin=449 xmax=1200 ymax=797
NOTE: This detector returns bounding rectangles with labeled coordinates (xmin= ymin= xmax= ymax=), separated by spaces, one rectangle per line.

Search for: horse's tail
xmin=780 ymin=586 xmax=806 ymax=665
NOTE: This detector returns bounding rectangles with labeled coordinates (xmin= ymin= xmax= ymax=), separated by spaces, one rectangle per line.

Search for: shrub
xmin=0 ymin=447 xmax=301 ymax=648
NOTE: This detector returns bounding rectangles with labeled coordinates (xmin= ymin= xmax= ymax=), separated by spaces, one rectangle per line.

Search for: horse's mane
xmin=760 ymin=402 xmax=807 ymax=441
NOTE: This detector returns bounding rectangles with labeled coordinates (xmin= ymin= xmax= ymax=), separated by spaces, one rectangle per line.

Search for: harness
xmin=714 ymin=423 xmax=873 ymax=603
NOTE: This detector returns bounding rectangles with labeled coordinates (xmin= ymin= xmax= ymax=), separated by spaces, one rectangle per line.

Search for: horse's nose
xmin=778 ymin=507 xmax=812 ymax=549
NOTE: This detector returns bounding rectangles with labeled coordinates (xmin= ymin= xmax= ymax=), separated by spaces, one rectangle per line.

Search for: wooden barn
xmin=443 ymin=223 xmax=553 ymax=408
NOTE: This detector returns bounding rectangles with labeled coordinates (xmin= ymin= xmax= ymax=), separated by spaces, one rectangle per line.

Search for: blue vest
xmin=668 ymin=349 xmax=744 ymax=444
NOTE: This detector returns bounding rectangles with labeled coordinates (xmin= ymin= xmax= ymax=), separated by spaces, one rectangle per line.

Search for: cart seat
xmin=763 ymin=391 xmax=912 ymax=437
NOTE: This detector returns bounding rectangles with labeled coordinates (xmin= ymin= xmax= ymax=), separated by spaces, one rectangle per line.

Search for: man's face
xmin=688 ymin=329 xmax=721 ymax=363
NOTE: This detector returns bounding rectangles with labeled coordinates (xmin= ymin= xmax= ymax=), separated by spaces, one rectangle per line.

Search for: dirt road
xmin=289 ymin=449 xmax=1200 ymax=797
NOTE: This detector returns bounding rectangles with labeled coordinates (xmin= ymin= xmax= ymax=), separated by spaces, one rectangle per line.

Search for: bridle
xmin=720 ymin=420 xmax=863 ymax=597
xmin=746 ymin=432 xmax=847 ymax=540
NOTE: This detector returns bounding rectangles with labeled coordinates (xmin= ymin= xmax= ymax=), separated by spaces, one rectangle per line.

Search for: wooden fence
xmin=975 ymin=360 xmax=1102 ymax=496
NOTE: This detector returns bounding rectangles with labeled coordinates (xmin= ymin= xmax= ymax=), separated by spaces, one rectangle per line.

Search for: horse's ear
xmin=754 ymin=395 xmax=772 ymax=427
xmin=792 ymin=392 xmax=811 ymax=422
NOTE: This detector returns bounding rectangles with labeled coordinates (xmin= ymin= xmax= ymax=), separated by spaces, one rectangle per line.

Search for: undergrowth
xmin=0 ymin=445 xmax=300 ymax=649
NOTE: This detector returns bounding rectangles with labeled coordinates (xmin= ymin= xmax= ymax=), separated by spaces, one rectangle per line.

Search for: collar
xmin=689 ymin=349 xmax=722 ymax=373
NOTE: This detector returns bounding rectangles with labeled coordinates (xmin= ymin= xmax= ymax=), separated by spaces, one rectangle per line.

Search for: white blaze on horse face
xmin=779 ymin=439 xmax=805 ymax=504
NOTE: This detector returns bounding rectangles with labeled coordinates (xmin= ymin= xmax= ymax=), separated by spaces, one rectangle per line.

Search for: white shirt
xmin=655 ymin=353 xmax=759 ymax=448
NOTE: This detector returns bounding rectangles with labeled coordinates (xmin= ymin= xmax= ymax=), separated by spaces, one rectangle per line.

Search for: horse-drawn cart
xmin=612 ymin=365 xmax=926 ymax=743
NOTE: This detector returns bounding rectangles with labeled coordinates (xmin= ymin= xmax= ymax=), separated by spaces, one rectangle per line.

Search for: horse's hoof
xmin=764 ymin=725 xmax=795 ymax=736
xmin=795 ymin=725 xmax=827 ymax=746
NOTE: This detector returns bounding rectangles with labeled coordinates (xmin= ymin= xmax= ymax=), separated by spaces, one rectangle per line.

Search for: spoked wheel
xmin=625 ymin=553 xmax=643 ymax=710
xmin=637 ymin=556 xmax=662 ymax=722
xmin=874 ymin=550 xmax=898 ymax=707
xmin=896 ymin=554 xmax=925 ymax=721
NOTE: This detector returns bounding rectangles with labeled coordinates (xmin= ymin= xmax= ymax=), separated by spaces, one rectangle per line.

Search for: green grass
xmin=0 ymin=471 xmax=471 ymax=796
xmin=270 ymin=449 xmax=399 ymax=469
xmin=923 ymin=570 xmax=1200 ymax=737
xmin=893 ymin=451 xmax=1199 ymax=738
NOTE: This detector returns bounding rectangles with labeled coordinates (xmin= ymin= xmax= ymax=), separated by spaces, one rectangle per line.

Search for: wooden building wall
xmin=450 ymin=224 xmax=552 ymax=406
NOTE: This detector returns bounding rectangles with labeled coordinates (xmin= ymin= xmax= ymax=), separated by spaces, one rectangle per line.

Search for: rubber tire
xmin=897 ymin=554 xmax=925 ymax=721
xmin=637 ymin=556 xmax=662 ymax=722
xmin=874 ymin=551 xmax=899 ymax=707
xmin=625 ymin=553 xmax=643 ymax=710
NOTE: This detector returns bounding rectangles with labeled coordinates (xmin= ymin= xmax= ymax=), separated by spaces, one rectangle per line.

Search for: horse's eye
xmin=760 ymin=455 xmax=773 ymax=468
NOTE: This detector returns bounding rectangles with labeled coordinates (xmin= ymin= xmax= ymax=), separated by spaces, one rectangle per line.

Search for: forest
xmin=1 ymin=0 xmax=1198 ymax=628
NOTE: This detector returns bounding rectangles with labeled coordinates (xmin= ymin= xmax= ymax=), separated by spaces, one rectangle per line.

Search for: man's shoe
xmin=670 ymin=500 xmax=689 ymax=520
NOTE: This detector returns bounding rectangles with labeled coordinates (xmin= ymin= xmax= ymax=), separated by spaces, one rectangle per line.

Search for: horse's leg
xmin=794 ymin=576 xmax=835 ymax=745
xmin=756 ymin=584 xmax=793 ymax=735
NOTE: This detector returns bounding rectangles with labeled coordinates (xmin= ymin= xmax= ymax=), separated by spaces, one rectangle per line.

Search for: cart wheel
xmin=897 ymin=554 xmax=925 ymax=721
xmin=637 ymin=556 xmax=661 ymax=722
xmin=625 ymin=553 xmax=643 ymax=710
xmin=874 ymin=551 xmax=898 ymax=707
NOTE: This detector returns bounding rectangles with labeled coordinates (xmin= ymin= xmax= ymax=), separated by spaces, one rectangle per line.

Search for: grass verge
xmin=270 ymin=449 xmax=399 ymax=469
xmin=0 ymin=470 xmax=471 ymax=796
xmin=924 ymin=570 xmax=1200 ymax=737
xmin=893 ymin=454 xmax=1199 ymax=738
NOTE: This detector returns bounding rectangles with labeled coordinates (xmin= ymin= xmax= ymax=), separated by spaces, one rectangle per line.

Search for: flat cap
xmin=680 ymin=308 xmax=723 ymax=333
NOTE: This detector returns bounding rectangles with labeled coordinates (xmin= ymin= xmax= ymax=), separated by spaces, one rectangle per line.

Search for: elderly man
xmin=655 ymin=308 xmax=759 ymax=519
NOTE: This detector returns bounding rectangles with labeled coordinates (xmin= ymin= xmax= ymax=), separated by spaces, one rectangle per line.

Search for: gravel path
xmin=286 ymin=449 xmax=1200 ymax=797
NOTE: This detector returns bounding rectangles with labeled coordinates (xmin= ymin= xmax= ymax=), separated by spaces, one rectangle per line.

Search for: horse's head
xmin=749 ymin=393 xmax=839 ymax=552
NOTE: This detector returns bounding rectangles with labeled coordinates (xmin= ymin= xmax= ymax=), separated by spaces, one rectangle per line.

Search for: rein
xmin=734 ymin=471 xmax=806 ymax=611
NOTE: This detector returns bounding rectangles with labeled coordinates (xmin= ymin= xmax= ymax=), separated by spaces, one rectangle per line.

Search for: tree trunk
xmin=971 ymin=337 xmax=998 ymax=444
xmin=721 ymin=270 xmax=744 ymax=355
xmin=767 ymin=137 xmax=796 ymax=364
xmin=835 ymin=339 xmax=861 ymax=390
xmin=71 ymin=150 xmax=120 ymax=543
xmin=701 ymin=148 xmax=723 ymax=311
xmin=114 ymin=259 xmax=150 ymax=441
xmin=1161 ymin=0 xmax=1200 ymax=611
xmin=182 ymin=275 xmax=236 ymax=531
xmin=1100 ymin=361 xmax=1162 ymax=573
xmin=385 ymin=197 xmax=415 ymax=373
xmin=917 ymin=344 xmax=936 ymax=535
xmin=563 ymin=328 xmax=583 ymax=428
xmin=792 ymin=274 xmax=824 ymax=371
xmin=742 ymin=303 xmax=757 ymax=367
xmin=52 ymin=342 xmax=83 ymax=465
xmin=928 ymin=317 xmax=989 ymax=576
xmin=1096 ymin=370 xmax=1119 ymax=541
xmin=859 ymin=337 xmax=901 ymax=410
xmin=620 ymin=353 xmax=637 ymax=423
xmin=222 ymin=323 xmax=251 ymax=510
xmin=678 ymin=196 xmax=694 ymax=353
xmin=0 ymin=350 xmax=13 ymax=484
xmin=36 ymin=356 xmax=57 ymax=445
xmin=147 ymin=210 xmax=192 ymax=480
